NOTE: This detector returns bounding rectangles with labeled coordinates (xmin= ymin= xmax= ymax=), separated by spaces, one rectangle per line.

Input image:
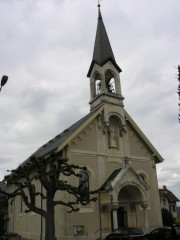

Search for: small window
xmin=170 ymin=205 xmax=175 ymax=212
xmin=162 ymin=198 xmax=166 ymax=207
xmin=79 ymin=171 xmax=89 ymax=204
xmin=19 ymin=196 xmax=23 ymax=214
xmin=139 ymin=173 xmax=147 ymax=185
xmin=139 ymin=174 xmax=145 ymax=181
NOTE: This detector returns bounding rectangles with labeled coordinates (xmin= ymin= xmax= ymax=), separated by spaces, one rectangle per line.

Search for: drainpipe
xmin=12 ymin=197 xmax=15 ymax=232
xmin=40 ymin=183 xmax=43 ymax=240
xmin=98 ymin=192 xmax=102 ymax=240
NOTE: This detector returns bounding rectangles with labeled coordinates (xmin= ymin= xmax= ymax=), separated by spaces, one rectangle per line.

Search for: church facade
xmin=7 ymin=5 xmax=163 ymax=240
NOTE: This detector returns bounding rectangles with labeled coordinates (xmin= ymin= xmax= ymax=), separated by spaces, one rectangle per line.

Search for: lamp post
xmin=0 ymin=75 xmax=8 ymax=92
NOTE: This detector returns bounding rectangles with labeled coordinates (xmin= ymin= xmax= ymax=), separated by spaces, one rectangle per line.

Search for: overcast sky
xmin=0 ymin=0 xmax=180 ymax=200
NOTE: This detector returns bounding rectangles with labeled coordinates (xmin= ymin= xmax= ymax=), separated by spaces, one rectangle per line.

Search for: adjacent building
xmin=159 ymin=185 xmax=179 ymax=221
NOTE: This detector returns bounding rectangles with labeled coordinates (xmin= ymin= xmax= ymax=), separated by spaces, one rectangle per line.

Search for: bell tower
xmin=87 ymin=4 xmax=124 ymax=111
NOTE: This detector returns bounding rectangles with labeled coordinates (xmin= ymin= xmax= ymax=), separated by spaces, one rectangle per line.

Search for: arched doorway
xmin=116 ymin=185 xmax=145 ymax=228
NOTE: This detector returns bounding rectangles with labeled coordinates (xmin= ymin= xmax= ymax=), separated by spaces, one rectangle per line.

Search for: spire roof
xmin=87 ymin=6 xmax=121 ymax=77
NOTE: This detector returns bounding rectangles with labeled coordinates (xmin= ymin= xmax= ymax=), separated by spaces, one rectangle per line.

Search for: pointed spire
xmin=87 ymin=5 xmax=121 ymax=77
xmin=93 ymin=5 xmax=115 ymax=64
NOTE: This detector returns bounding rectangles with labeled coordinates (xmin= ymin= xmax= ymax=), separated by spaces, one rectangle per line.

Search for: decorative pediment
xmin=111 ymin=163 xmax=150 ymax=192
xmin=102 ymin=161 xmax=149 ymax=194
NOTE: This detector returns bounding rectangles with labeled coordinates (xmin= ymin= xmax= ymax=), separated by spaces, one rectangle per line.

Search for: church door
xmin=117 ymin=207 xmax=127 ymax=228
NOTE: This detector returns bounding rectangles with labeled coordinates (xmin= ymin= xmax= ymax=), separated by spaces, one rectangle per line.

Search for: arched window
xmin=79 ymin=171 xmax=89 ymax=204
xmin=19 ymin=196 xmax=23 ymax=214
xmin=105 ymin=71 xmax=116 ymax=93
xmin=139 ymin=173 xmax=148 ymax=185
xmin=139 ymin=174 xmax=145 ymax=182
xmin=96 ymin=80 xmax=101 ymax=95
xmin=95 ymin=73 xmax=101 ymax=95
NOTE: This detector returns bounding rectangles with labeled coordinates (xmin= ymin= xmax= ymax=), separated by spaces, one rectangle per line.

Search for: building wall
xmin=7 ymin=111 xmax=162 ymax=239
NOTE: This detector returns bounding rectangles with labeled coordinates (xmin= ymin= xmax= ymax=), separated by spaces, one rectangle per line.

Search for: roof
xmin=101 ymin=168 xmax=122 ymax=190
xmin=87 ymin=7 xmax=121 ymax=77
xmin=32 ymin=112 xmax=94 ymax=157
xmin=22 ymin=112 xmax=94 ymax=163
xmin=11 ymin=108 xmax=163 ymax=171
xmin=19 ymin=106 xmax=103 ymax=169
xmin=159 ymin=188 xmax=179 ymax=202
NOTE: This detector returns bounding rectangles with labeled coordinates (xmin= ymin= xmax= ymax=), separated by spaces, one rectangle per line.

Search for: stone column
xmin=101 ymin=73 xmax=106 ymax=93
xmin=90 ymin=80 xmax=96 ymax=99
xmin=112 ymin=208 xmax=118 ymax=229
xmin=141 ymin=203 xmax=149 ymax=228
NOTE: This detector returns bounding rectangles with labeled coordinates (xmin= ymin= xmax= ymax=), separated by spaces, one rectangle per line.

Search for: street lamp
xmin=0 ymin=75 xmax=8 ymax=92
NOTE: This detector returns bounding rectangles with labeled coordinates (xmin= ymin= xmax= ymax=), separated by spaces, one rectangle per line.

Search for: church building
xmin=7 ymin=4 xmax=163 ymax=240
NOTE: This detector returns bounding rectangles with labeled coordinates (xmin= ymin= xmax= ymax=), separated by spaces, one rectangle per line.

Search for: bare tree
xmin=178 ymin=65 xmax=180 ymax=123
xmin=0 ymin=153 xmax=100 ymax=240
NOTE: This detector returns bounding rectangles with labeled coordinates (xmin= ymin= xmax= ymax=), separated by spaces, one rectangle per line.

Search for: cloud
xmin=0 ymin=0 xmax=180 ymax=201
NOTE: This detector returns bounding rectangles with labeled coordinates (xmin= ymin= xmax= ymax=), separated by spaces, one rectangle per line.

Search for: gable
xmin=111 ymin=164 xmax=150 ymax=192
xmin=102 ymin=164 xmax=149 ymax=193
xmin=125 ymin=110 xmax=164 ymax=164
xmin=127 ymin=123 xmax=153 ymax=159
xmin=159 ymin=189 xmax=179 ymax=202
xmin=15 ymin=105 xmax=163 ymax=173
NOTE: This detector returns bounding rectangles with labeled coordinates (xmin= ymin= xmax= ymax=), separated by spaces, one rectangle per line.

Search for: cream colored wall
xmin=7 ymin=178 xmax=44 ymax=240
xmin=126 ymin=123 xmax=162 ymax=229
xmin=57 ymin=114 xmax=162 ymax=237
xmin=7 ymin=110 xmax=162 ymax=239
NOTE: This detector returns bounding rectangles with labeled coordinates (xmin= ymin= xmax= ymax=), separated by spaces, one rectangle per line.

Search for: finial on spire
xmin=97 ymin=0 xmax=102 ymax=19
xmin=97 ymin=0 xmax=101 ymax=8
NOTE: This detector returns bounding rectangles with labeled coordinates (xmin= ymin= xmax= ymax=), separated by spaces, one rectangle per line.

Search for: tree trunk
xmin=45 ymin=196 xmax=55 ymax=240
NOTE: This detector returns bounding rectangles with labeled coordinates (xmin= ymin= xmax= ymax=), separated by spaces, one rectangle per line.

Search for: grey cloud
xmin=0 ymin=0 xmax=180 ymax=199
